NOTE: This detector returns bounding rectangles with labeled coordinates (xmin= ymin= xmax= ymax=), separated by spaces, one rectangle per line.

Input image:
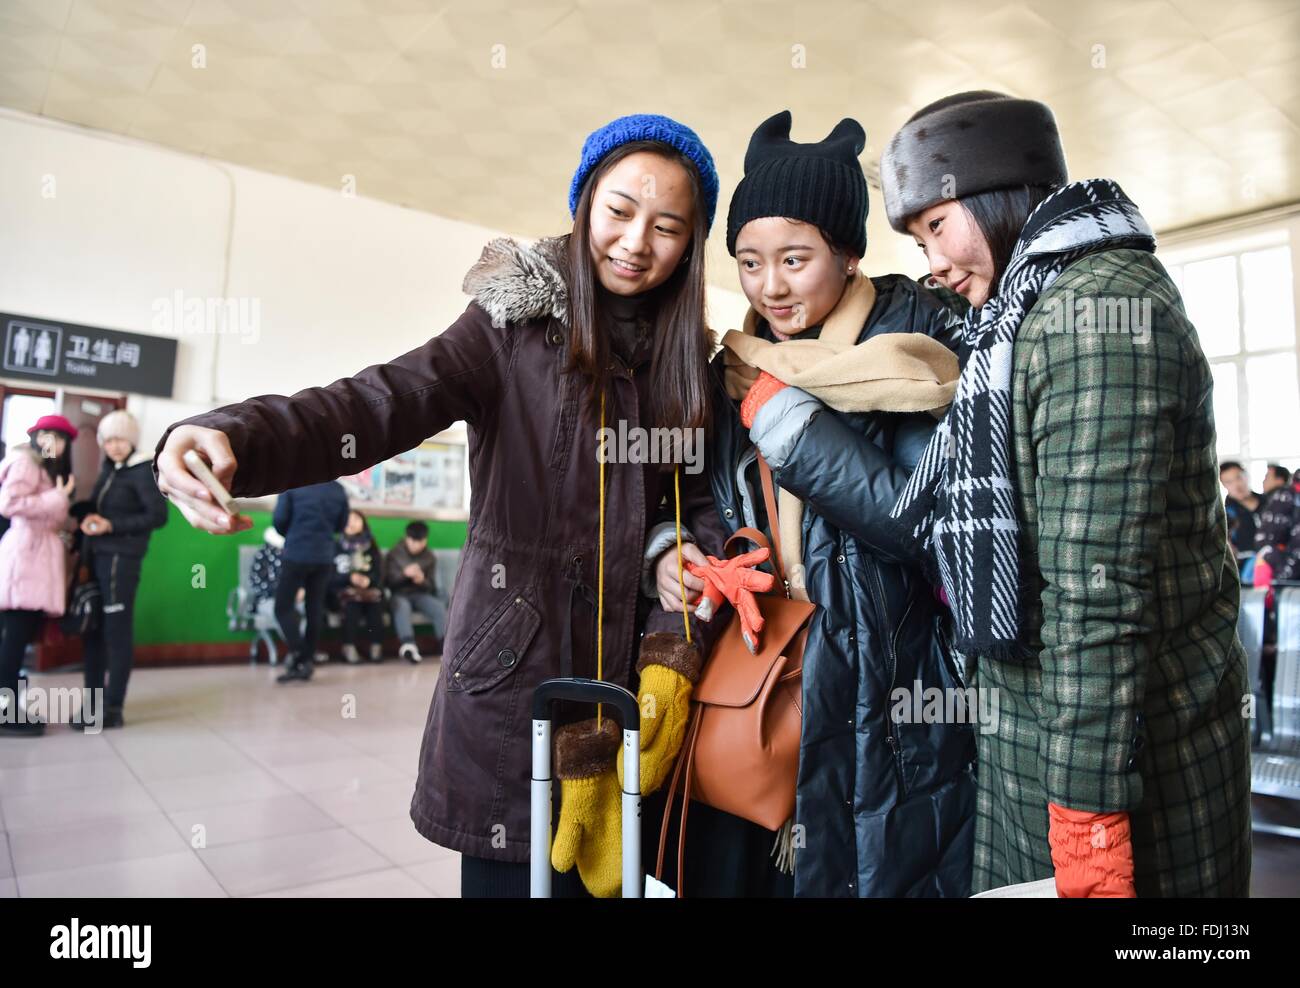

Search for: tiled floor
xmin=2 ymin=660 xmax=1298 ymax=897
xmin=0 ymin=660 xmax=459 ymax=898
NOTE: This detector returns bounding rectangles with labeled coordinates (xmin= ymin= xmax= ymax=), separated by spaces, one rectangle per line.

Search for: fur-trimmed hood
xmin=461 ymin=235 xmax=571 ymax=330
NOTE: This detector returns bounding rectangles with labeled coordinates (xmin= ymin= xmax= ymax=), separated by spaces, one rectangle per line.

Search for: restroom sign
xmin=1 ymin=312 xmax=177 ymax=397
xmin=4 ymin=319 xmax=61 ymax=375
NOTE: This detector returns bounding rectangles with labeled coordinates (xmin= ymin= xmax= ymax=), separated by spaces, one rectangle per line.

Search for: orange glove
xmin=1047 ymin=803 xmax=1136 ymax=898
xmin=686 ymin=548 xmax=775 ymax=653
xmin=740 ymin=371 xmax=788 ymax=429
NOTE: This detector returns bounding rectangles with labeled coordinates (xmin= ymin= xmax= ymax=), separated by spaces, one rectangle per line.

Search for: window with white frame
xmin=1162 ymin=229 xmax=1298 ymax=489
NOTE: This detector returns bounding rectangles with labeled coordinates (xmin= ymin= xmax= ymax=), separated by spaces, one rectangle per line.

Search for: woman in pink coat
xmin=0 ymin=414 xmax=77 ymax=737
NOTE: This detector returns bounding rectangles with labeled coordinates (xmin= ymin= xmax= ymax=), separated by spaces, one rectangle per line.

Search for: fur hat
xmin=880 ymin=90 xmax=1067 ymax=233
xmin=97 ymin=409 xmax=140 ymax=449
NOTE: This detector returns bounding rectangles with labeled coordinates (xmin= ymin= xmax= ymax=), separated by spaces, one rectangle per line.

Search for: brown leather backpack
xmin=656 ymin=455 xmax=817 ymax=894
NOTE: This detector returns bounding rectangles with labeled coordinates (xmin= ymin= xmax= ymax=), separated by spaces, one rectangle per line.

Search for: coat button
xmin=836 ymin=554 xmax=846 ymax=564
xmin=497 ymin=648 xmax=517 ymax=669
xmin=724 ymin=507 xmax=734 ymax=518
xmin=550 ymin=332 xmax=563 ymax=345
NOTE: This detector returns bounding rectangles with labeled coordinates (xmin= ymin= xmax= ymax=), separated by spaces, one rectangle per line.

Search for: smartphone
xmin=182 ymin=449 xmax=242 ymax=516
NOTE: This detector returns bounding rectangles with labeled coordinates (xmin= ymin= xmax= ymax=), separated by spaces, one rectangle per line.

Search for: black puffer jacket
xmin=707 ymin=274 xmax=976 ymax=897
xmin=72 ymin=452 xmax=168 ymax=558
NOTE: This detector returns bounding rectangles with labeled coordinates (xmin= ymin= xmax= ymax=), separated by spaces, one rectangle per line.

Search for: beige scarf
xmin=721 ymin=272 xmax=959 ymax=600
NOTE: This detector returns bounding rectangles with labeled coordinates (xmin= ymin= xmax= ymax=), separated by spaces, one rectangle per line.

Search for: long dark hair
xmin=958 ymin=184 xmax=1055 ymax=292
xmin=31 ymin=430 xmax=73 ymax=484
xmin=566 ymin=140 xmax=712 ymax=436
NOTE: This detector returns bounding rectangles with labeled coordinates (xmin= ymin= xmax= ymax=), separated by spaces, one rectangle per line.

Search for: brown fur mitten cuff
xmin=635 ymin=632 xmax=703 ymax=684
xmin=554 ymin=716 xmax=621 ymax=780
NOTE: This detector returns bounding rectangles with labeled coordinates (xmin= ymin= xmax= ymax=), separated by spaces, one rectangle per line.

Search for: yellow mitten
xmin=617 ymin=632 xmax=702 ymax=795
xmin=550 ymin=716 xmax=624 ymax=898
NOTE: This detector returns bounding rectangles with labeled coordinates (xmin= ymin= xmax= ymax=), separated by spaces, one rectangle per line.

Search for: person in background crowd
xmin=249 ymin=524 xmax=307 ymax=661
xmin=1250 ymin=464 xmax=1299 ymax=747
xmin=1253 ymin=465 xmax=1300 ymax=583
xmin=329 ymin=509 xmax=385 ymax=664
xmin=383 ymin=520 xmax=444 ymax=664
xmin=249 ymin=524 xmax=286 ymax=616
xmin=0 ymin=438 xmax=8 ymax=542
xmin=1220 ymin=460 xmax=1262 ymax=571
xmin=271 ymin=480 xmax=349 ymax=683
xmin=69 ymin=410 xmax=168 ymax=730
xmin=1263 ymin=463 xmax=1291 ymax=497
xmin=1254 ymin=463 xmax=1296 ymax=582
xmin=0 ymin=415 xmax=77 ymax=737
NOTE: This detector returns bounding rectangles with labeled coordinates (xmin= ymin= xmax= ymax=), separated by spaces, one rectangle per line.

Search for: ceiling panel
xmin=0 ymin=0 xmax=1296 ymax=282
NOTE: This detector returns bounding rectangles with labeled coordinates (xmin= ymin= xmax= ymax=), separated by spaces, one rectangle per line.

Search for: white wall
xmin=0 ymin=108 xmax=750 ymax=460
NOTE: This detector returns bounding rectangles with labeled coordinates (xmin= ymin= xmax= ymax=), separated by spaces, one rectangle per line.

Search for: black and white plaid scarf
xmin=888 ymin=178 xmax=1155 ymax=660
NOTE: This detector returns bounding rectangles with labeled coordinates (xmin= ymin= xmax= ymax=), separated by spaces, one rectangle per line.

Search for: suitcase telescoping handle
xmin=530 ymin=678 xmax=641 ymax=898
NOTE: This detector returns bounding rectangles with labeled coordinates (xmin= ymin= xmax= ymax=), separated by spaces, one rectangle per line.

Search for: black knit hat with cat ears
xmin=726 ymin=110 xmax=869 ymax=258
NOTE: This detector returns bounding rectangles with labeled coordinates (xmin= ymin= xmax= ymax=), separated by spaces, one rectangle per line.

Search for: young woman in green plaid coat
xmin=879 ymin=91 xmax=1251 ymax=897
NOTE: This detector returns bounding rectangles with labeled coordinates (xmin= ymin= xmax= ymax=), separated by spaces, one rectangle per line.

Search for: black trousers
xmin=82 ymin=551 xmax=142 ymax=710
xmin=0 ymin=608 xmax=44 ymax=704
xmin=274 ymin=561 xmax=332 ymax=664
xmin=342 ymin=598 xmax=385 ymax=647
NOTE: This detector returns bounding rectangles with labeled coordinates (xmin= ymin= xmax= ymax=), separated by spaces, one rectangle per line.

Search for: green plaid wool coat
xmin=972 ymin=248 xmax=1253 ymax=897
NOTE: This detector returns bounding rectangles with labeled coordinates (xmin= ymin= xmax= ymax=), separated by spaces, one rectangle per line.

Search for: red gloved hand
xmin=1047 ymin=803 xmax=1136 ymax=898
xmin=685 ymin=548 xmax=775 ymax=653
xmin=1253 ymin=557 xmax=1274 ymax=589
xmin=1254 ymin=556 xmax=1276 ymax=608
xmin=740 ymin=371 xmax=788 ymax=429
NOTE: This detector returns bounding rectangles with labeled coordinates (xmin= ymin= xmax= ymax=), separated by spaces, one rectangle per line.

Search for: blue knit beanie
xmin=568 ymin=114 xmax=719 ymax=230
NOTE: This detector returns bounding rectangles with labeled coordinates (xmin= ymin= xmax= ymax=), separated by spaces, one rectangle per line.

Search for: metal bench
xmin=229 ymin=544 xmax=461 ymax=665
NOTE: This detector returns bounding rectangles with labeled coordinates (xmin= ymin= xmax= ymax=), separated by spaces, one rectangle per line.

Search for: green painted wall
xmin=134 ymin=503 xmax=468 ymax=645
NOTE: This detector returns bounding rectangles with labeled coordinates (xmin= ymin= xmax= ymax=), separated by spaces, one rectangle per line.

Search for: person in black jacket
xmin=69 ymin=410 xmax=168 ymax=729
xmin=677 ymin=112 xmax=976 ymax=896
xmin=1219 ymin=461 xmax=1262 ymax=575
xmin=271 ymin=480 xmax=349 ymax=682
xmin=329 ymin=509 xmax=385 ymax=664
